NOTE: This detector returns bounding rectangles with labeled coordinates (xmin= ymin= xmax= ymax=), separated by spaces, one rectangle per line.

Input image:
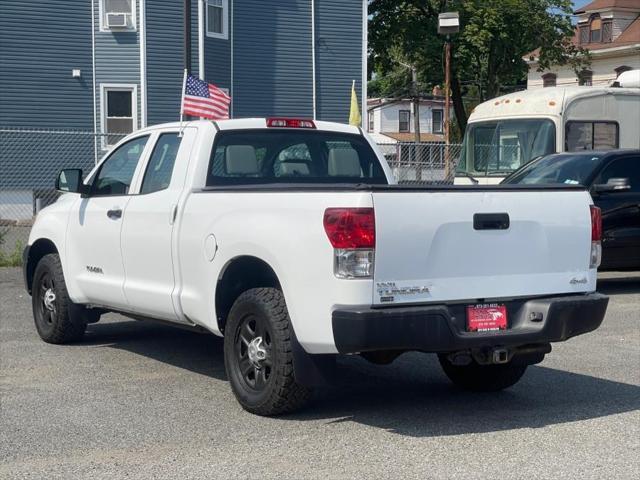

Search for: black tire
xmin=224 ymin=288 xmax=312 ymax=416
xmin=32 ymin=253 xmax=87 ymax=344
xmin=438 ymin=354 xmax=527 ymax=392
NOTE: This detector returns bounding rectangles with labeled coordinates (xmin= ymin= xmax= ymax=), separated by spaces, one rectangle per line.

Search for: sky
xmin=572 ymin=1 xmax=592 ymax=10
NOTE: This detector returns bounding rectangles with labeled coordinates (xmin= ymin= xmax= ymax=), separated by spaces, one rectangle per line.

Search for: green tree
xmin=369 ymin=0 xmax=588 ymax=134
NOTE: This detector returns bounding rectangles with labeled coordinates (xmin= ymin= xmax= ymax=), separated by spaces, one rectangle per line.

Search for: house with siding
xmin=0 ymin=0 xmax=366 ymax=223
xmin=526 ymin=0 xmax=640 ymax=89
xmin=0 ymin=0 xmax=367 ymax=148
xmin=366 ymin=97 xmax=448 ymax=143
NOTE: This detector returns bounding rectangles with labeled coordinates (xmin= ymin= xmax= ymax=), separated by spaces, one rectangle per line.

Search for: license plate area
xmin=466 ymin=304 xmax=508 ymax=332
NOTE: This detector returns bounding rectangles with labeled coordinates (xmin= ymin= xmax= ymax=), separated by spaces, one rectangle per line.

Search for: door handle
xmin=473 ymin=213 xmax=510 ymax=230
xmin=107 ymin=208 xmax=122 ymax=220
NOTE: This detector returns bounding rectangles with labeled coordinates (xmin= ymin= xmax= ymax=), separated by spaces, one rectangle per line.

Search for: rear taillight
xmin=590 ymin=205 xmax=602 ymax=241
xmin=323 ymin=208 xmax=375 ymax=278
xmin=266 ymin=118 xmax=316 ymax=129
xmin=590 ymin=205 xmax=602 ymax=268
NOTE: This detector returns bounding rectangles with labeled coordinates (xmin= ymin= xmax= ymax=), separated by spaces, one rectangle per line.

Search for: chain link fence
xmin=377 ymin=142 xmax=462 ymax=184
xmin=0 ymin=128 xmax=125 ymax=260
xmin=0 ymin=128 xmax=462 ymax=260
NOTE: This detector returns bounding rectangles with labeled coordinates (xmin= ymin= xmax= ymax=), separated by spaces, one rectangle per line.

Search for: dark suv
xmin=503 ymin=150 xmax=640 ymax=271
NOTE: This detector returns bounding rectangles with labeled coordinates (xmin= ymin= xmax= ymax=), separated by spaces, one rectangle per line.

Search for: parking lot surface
xmin=1 ymin=267 xmax=639 ymax=479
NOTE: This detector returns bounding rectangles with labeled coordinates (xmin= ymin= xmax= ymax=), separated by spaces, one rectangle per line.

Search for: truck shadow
xmin=82 ymin=318 xmax=640 ymax=438
xmin=597 ymin=273 xmax=640 ymax=295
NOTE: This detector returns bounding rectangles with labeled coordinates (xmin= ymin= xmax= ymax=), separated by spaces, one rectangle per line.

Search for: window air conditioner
xmin=106 ymin=13 xmax=128 ymax=28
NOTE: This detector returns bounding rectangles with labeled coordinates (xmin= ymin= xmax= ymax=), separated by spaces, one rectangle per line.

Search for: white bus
xmin=455 ymin=75 xmax=640 ymax=184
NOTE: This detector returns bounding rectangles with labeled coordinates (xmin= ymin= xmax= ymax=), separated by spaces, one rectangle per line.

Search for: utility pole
xmin=184 ymin=0 xmax=192 ymax=74
xmin=411 ymin=65 xmax=421 ymax=144
xmin=438 ymin=11 xmax=459 ymax=181
xmin=444 ymin=39 xmax=451 ymax=146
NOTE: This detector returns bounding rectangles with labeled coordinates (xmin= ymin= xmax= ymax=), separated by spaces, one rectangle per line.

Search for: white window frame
xmin=100 ymin=84 xmax=138 ymax=149
xmin=206 ymin=0 xmax=229 ymax=40
xmin=99 ymin=0 xmax=137 ymax=32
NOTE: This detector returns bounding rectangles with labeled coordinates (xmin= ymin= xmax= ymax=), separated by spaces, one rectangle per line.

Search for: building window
xmin=615 ymin=66 xmax=632 ymax=78
xmin=579 ymin=25 xmax=589 ymax=44
xmin=578 ymin=70 xmax=592 ymax=86
xmin=589 ymin=14 xmax=602 ymax=43
xmin=602 ymin=21 xmax=613 ymax=43
xmin=101 ymin=85 xmax=137 ymax=147
xmin=398 ymin=110 xmax=410 ymax=132
xmin=542 ymin=73 xmax=557 ymax=88
xmin=432 ymin=110 xmax=443 ymax=134
xmin=368 ymin=112 xmax=374 ymax=132
xmin=206 ymin=0 xmax=228 ymax=39
xmin=100 ymin=0 xmax=136 ymax=31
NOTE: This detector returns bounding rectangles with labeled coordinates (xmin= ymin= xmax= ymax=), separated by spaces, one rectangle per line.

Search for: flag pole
xmin=179 ymin=68 xmax=187 ymax=136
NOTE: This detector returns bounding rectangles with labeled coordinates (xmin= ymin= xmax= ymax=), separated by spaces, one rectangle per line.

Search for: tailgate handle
xmin=473 ymin=213 xmax=510 ymax=230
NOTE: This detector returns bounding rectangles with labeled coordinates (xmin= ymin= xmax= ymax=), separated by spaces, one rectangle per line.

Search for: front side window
xmin=398 ymin=110 xmax=410 ymax=132
xmin=102 ymin=0 xmax=135 ymax=30
xmin=207 ymin=130 xmax=387 ymax=185
xmin=92 ymin=135 xmax=149 ymax=196
xmin=594 ymin=156 xmax=640 ymax=192
xmin=432 ymin=110 xmax=443 ymax=133
xmin=566 ymin=122 xmax=618 ymax=151
xmin=140 ymin=133 xmax=182 ymax=194
xmin=103 ymin=87 xmax=136 ymax=147
xmin=206 ymin=0 xmax=228 ymax=39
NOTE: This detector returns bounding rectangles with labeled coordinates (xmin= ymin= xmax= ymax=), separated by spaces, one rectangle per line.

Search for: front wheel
xmin=224 ymin=288 xmax=312 ymax=416
xmin=438 ymin=354 xmax=528 ymax=392
xmin=32 ymin=254 xmax=87 ymax=344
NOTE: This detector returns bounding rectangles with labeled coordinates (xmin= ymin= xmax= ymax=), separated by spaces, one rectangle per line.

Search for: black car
xmin=503 ymin=150 xmax=640 ymax=271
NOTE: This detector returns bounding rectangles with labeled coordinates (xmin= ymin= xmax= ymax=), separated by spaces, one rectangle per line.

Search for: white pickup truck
xmin=23 ymin=118 xmax=608 ymax=415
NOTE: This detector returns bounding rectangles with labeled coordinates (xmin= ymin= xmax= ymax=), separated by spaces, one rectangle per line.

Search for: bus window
xmin=565 ymin=121 xmax=618 ymax=151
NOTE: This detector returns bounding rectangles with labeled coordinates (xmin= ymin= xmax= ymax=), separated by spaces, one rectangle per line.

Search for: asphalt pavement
xmin=1 ymin=268 xmax=639 ymax=479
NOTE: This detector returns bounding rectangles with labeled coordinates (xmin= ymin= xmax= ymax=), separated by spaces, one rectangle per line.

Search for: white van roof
xmin=469 ymin=86 xmax=639 ymax=122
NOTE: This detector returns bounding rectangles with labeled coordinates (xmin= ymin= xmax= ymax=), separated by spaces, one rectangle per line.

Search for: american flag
xmin=181 ymin=74 xmax=230 ymax=120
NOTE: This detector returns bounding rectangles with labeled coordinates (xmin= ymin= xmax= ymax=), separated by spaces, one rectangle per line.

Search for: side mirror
xmin=55 ymin=169 xmax=88 ymax=195
xmin=592 ymin=177 xmax=631 ymax=194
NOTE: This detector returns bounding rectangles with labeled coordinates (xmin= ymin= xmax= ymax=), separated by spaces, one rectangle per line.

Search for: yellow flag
xmin=349 ymin=80 xmax=361 ymax=126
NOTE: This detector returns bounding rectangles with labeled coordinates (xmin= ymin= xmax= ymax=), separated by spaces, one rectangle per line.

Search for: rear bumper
xmin=331 ymin=293 xmax=608 ymax=354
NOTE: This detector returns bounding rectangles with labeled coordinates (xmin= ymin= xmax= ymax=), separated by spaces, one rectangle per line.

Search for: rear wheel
xmin=32 ymin=254 xmax=88 ymax=344
xmin=224 ymin=288 xmax=312 ymax=416
xmin=438 ymin=354 xmax=528 ymax=392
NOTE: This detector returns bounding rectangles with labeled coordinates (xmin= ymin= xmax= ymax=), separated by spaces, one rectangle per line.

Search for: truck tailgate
xmin=372 ymin=189 xmax=596 ymax=305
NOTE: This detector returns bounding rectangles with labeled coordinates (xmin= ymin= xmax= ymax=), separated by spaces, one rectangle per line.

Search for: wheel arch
xmin=215 ymin=255 xmax=281 ymax=334
xmin=25 ymin=238 xmax=59 ymax=295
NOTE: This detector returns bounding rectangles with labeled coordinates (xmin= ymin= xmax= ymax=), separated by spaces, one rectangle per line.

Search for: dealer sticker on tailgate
xmin=466 ymin=304 xmax=508 ymax=332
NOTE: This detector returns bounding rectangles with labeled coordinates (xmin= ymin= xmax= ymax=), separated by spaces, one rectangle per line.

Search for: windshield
xmin=457 ymin=118 xmax=556 ymax=176
xmin=502 ymin=152 xmax=605 ymax=185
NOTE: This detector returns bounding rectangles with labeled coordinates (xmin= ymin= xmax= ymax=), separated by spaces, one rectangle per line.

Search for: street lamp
xmin=438 ymin=12 xmax=459 ymax=146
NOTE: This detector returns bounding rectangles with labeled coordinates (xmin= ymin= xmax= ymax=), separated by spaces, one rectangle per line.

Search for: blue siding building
xmin=1 ymin=0 xmax=366 ymax=141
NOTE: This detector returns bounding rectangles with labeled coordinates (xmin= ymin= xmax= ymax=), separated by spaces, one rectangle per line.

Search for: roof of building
xmin=527 ymin=9 xmax=640 ymax=60
xmin=383 ymin=132 xmax=445 ymax=142
xmin=575 ymin=0 xmax=640 ymax=14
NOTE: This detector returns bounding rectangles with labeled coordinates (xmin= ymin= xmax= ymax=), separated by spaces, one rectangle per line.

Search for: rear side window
xmin=566 ymin=121 xmax=618 ymax=151
xmin=207 ymin=130 xmax=387 ymax=185
xmin=140 ymin=133 xmax=182 ymax=194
